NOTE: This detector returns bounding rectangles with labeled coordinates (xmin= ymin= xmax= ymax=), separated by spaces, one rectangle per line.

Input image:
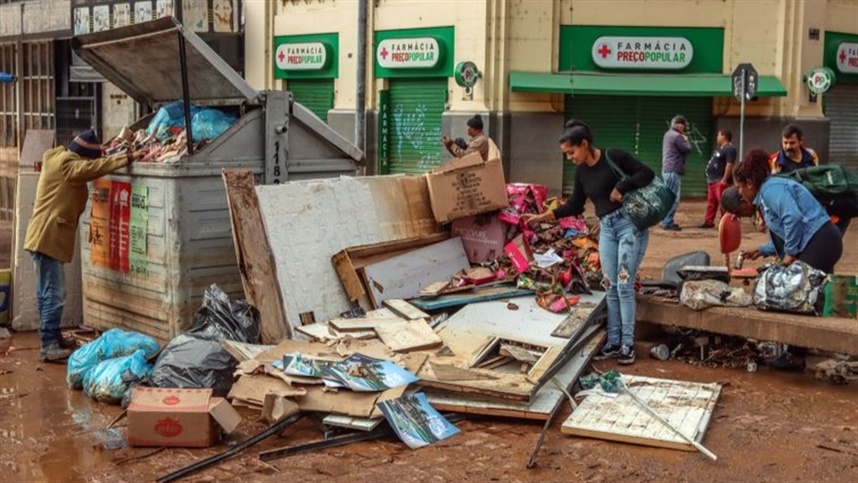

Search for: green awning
xmin=509 ymin=71 xmax=787 ymax=97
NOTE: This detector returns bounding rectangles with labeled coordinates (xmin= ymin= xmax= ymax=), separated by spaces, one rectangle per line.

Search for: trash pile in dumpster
xmin=103 ymin=100 xmax=238 ymax=164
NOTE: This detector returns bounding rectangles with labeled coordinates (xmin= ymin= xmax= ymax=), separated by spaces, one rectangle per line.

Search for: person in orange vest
xmin=768 ymin=124 xmax=818 ymax=174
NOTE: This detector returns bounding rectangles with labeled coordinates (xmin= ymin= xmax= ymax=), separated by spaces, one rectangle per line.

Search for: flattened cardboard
xmin=128 ymin=387 xmax=239 ymax=448
xmin=451 ymin=213 xmax=509 ymax=264
xmin=425 ymin=154 xmax=508 ymax=223
xmin=228 ymin=373 xmax=307 ymax=405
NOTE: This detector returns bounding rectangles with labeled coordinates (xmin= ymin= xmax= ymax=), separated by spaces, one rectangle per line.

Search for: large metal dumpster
xmin=73 ymin=18 xmax=362 ymax=342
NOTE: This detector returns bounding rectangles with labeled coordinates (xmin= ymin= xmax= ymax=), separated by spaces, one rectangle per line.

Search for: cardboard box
xmin=127 ymin=387 xmax=242 ymax=448
xmin=451 ymin=213 xmax=509 ymax=264
xmin=425 ymin=153 xmax=508 ymax=223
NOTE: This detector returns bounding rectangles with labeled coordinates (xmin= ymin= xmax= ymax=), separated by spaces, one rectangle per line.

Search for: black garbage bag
xmin=149 ymin=284 xmax=261 ymax=396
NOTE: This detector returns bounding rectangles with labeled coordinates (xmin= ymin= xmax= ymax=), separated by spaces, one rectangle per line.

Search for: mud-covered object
xmin=148 ymin=285 xmax=261 ymax=396
xmin=753 ymin=261 xmax=827 ymax=315
xmin=148 ymin=335 xmax=236 ymax=397
xmin=66 ymin=328 xmax=160 ymax=390
xmin=680 ymin=279 xmax=752 ymax=311
xmin=82 ymin=349 xmax=152 ymax=404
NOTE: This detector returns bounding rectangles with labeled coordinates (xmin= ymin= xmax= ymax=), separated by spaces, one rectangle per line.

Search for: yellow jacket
xmin=24 ymin=146 xmax=130 ymax=263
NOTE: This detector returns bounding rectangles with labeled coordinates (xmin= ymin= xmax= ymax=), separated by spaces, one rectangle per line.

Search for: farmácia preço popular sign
xmin=376 ymin=37 xmax=440 ymax=69
xmin=592 ymin=36 xmax=693 ymax=70
xmin=275 ymin=42 xmax=327 ymax=71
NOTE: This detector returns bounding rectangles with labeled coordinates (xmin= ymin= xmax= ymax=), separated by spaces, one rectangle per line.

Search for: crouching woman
xmin=721 ymin=149 xmax=843 ymax=273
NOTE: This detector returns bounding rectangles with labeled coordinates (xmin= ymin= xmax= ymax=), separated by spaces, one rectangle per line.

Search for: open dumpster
xmin=73 ymin=17 xmax=362 ymax=343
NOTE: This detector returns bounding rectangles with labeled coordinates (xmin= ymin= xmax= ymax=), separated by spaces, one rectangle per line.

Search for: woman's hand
xmin=781 ymin=254 xmax=796 ymax=266
xmin=522 ymin=212 xmax=553 ymax=226
xmin=610 ymin=188 xmax=623 ymax=202
xmin=745 ymin=249 xmax=762 ymax=261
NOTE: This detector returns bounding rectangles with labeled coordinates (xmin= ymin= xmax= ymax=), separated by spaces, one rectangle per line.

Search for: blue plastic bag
xmin=66 ymin=328 xmax=160 ymax=390
xmin=146 ymin=101 xmax=236 ymax=144
xmin=191 ymin=108 xmax=237 ymax=142
xmin=82 ymin=349 xmax=153 ymax=404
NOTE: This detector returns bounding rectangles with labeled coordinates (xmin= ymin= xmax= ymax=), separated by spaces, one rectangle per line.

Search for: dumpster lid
xmin=71 ymin=17 xmax=257 ymax=106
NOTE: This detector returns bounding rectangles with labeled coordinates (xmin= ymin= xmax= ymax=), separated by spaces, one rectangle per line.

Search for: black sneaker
xmin=618 ymin=345 xmax=636 ymax=365
xmin=594 ymin=343 xmax=621 ymax=360
xmin=39 ymin=343 xmax=71 ymax=362
xmin=697 ymin=222 xmax=715 ymax=229
xmin=663 ymin=224 xmax=682 ymax=231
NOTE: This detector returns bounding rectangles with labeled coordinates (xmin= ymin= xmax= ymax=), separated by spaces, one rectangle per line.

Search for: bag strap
xmin=603 ymin=149 xmax=629 ymax=181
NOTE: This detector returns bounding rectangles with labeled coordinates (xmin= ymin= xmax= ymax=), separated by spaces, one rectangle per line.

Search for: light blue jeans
xmin=599 ymin=208 xmax=649 ymax=347
xmin=661 ymin=171 xmax=682 ymax=228
xmin=30 ymin=251 xmax=66 ymax=347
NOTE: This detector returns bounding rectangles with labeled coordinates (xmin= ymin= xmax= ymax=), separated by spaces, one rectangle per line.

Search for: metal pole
xmin=355 ymin=0 xmax=367 ymax=155
xmin=738 ymin=69 xmax=746 ymax=160
xmin=175 ymin=0 xmax=194 ymax=156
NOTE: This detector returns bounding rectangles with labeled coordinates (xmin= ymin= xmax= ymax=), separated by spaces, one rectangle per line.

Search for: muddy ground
xmin=2 ymin=200 xmax=858 ymax=483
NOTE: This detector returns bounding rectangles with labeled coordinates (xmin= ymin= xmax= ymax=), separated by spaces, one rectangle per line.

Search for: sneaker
xmin=618 ymin=345 xmax=636 ymax=365
xmin=39 ymin=343 xmax=71 ymax=362
xmin=697 ymin=222 xmax=715 ymax=229
xmin=594 ymin=343 xmax=621 ymax=360
xmin=662 ymin=224 xmax=682 ymax=231
xmin=58 ymin=336 xmax=78 ymax=350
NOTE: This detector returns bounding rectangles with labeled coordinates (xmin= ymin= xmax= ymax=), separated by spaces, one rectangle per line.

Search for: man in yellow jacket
xmin=24 ymin=129 xmax=134 ymax=361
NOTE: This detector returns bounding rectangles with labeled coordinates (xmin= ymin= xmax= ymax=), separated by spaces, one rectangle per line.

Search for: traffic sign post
xmin=732 ymin=63 xmax=758 ymax=160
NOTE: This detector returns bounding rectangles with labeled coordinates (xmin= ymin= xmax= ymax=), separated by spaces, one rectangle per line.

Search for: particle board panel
xmin=256 ymin=175 xmax=441 ymax=331
xmin=383 ymin=299 xmax=430 ymax=320
xmin=374 ymin=319 xmax=443 ymax=352
xmin=409 ymin=286 xmax=534 ymax=311
xmin=561 ymin=375 xmax=722 ymax=452
xmin=328 ymin=316 xmax=404 ymax=332
xmin=426 ymin=328 xmax=604 ymax=420
xmin=362 ymin=237 xmax=470 ymax=306
xmin=294 ymin=323 xmax=376 ymax=341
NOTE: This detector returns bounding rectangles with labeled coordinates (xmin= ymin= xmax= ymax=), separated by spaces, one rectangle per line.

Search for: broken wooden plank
xmin=552 ymin=305 xmax=597 ymax=338
xmin=329 ymin=316 xmax=404 ymax=332
xmin=363 ymin=237 xmax=470 ymax=307
xmin=409 ymin=286 xmax=533 ymax=311
xmin=295 ymin=323 xmax=376 ymax=341
xmin=374 ymin=320 xmax=443 ymax=352
xmin=637 ymin=294 xmax=858 ymax=356
xmin=429 ymin=361 xmax=499 ymax=381
xmin=499 ymin=344 xmax=540 ymax=364
xmin=425 ymin=328 xmax=604 ymax=420
xmin=383 ymin=299 xmax=430 ymax=321
xmin=561 ymin=375 xmax=722 ymax=452
xmin=322 ymin=414 xmax=383 ymax=431
xmin=223 ymin=170 xmax=290 ymax=343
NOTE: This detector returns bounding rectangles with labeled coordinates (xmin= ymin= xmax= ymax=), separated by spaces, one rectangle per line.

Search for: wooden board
xmin=328 ymin=316 xmax=404 ymax=332
xmin=383 ymin=299 xmax=430 ymax=320
xmin=552 ymin=304 xmax=600 ymax=338
xmin=223 ymin=170 xmax=289 ymax=342
xmin=561 ymin=375 xmax=722 ymax=451
xmin=322 ymin=414 xmax=383 ymax=431
xmin=409 ymin=286 xmax=534 ymax=311
xmin=637 ymin=294 xmax=858 ymax=356
xmin=362 ymin=237 xmax=470 ymax=307
xmin=425 ymin=328 xmax=604 ymax=421
xmin=373 ymin=320 xmax=443 ymax=352
xmin=333 ymin=233 xmax=450 ymax=310
xmin=295 ymin=323 xmax=376 ymax=341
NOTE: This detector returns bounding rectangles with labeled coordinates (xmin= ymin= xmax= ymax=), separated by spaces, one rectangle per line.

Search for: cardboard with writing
xmin=127 ymin=387 xmax=241 ymax=448
xmin=425 ymin=153 xmax=508 ymax=223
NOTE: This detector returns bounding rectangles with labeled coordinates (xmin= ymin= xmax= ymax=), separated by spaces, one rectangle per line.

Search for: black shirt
xmin=705 ymin=143 xmax=737 ymax=183
xmin=553 ymin=148 xmax=655 ymax=219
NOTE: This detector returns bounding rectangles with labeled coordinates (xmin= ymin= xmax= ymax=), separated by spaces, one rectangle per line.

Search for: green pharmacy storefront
xmin=511 ymin=26 xmax=788 ymax=195
xmin=824 ymin=31 xmax=858 ymax=171
xmin=376 ymin=26 xmax=454 ymax=175
xmin=274 ymin=33 xmax=338 ymax=122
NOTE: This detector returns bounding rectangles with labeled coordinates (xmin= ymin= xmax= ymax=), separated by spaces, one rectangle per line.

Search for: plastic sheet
xmin=82 ymin=349 xmax=152 ymax=405
xmin=66 ymin=328 xmax=160 ymax=390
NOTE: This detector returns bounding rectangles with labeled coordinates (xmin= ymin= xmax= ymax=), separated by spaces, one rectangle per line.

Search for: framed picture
xmin=212 ymin=0 xmax=234 ymax=33
xmin=113 ymin=3 xmax=131 ymax=28
xmin=74 ymin=7 xmax=90 ymax=35
xmin=183 ymin=0 xmax=209 ymax=33
xmin=134 ymin=1 xmax=153 ymax=23
xmin=156 ymin=0 xmax=174 ymax=19
xmin=93 ymin=5 xmax=110 ymax=32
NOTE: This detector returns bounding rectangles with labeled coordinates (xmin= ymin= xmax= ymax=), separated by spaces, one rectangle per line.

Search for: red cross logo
xmin=380 ymin=47 xmax=389 ymax=60
xmin=278 ymin=49 xmax=286 ymax=63
xmin=840 ymin=50 xmax=847 ymax=63
xmin=597 ymin=44 xmax=612 ymax=58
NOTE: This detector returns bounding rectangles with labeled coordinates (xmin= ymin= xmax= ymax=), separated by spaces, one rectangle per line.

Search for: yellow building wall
xmin=826 ymin=0 xmax=858 ymax=35
xmin=244 ymin=0 xmax=272 ymax=91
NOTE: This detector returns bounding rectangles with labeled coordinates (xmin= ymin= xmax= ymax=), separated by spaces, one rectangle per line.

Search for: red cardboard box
xmin=127 ymin=387 xmax=241 ymax=448
xmin=451 ymin=213 xmax=508 ymax=264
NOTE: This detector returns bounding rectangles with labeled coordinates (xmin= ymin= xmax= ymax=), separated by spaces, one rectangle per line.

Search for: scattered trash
xmin=376 ymin=392 xmax=460 ymax=449
xmin=754 ymin=261 xmax=827 ymax=314
xmin=82 ymin=349 xmax=152 ymax=404
xmin=813 ymin=359 xmax=858 ymax=384
xmin=67 ymin=328 xmax=160 ymax=390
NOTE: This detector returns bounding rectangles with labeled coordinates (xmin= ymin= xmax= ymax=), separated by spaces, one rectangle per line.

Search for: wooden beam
xmin=223 ymin=170 xmax=289 ymax=343
xmin=636 ymin=295 xmax=858 ymax=356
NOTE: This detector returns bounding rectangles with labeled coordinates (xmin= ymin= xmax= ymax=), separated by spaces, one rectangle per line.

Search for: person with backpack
xmin=721 ymin=149 xmax=842 ymax=273
xmin=523 ymin=119 xmax=654 ymax=365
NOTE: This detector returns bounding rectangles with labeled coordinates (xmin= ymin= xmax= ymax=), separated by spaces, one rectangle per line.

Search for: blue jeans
xmin=30 ymin=251 xmax=66 ymax=347
xmin=599 ymin=208 xmax=649 ymax=347
xmin=661 ymin=172 xmax=682 ymax=227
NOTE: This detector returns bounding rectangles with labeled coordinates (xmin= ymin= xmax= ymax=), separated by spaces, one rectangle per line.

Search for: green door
xmin=564 ymin=96 xmax=713 ymax=197
xmin=288 ymin=79 xmax=334 ymax=122
xmin=388 ymin=78 xmax=447 ymax=175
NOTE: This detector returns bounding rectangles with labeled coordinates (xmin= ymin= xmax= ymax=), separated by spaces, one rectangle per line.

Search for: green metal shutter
xmin=636 ymin=97 xmax=713 ymax=198
xmin=563 ymin=96 xmax=713 ymax=197
xmin=288 ymin=79 xmax=334 ymax=123
xmin=563 ymin=96 xmax=638 ymax=194
xmin=388 ymin=78 xmax=447 ymax=175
